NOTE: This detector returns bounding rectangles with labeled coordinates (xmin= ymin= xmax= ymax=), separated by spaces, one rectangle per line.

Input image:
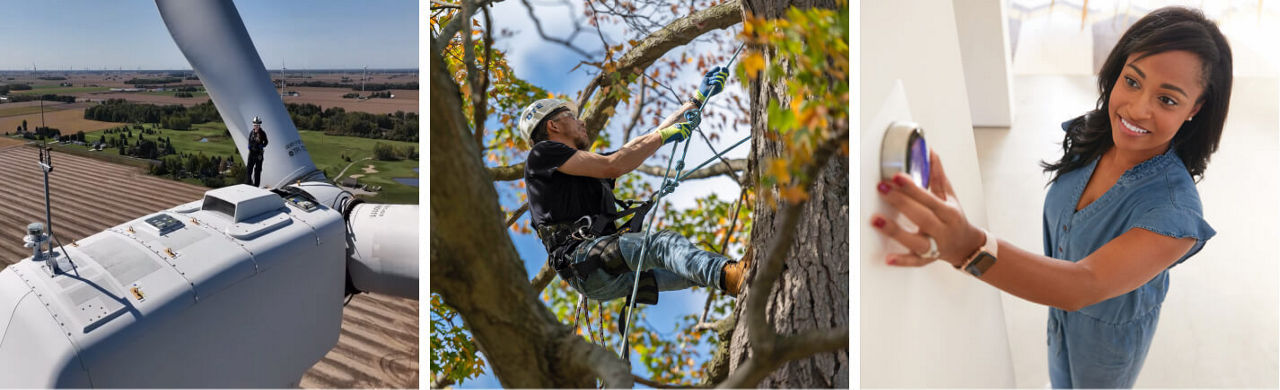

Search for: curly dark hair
xmin=1042 ymin=6 xmax=1232 ymax=182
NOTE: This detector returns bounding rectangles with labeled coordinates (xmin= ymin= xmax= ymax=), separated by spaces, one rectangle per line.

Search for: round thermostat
xmin=880 ymin=121 xmax=930 ymax=189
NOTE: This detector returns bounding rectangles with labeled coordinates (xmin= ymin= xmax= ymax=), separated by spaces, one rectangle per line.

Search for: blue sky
xmin=452 ymin=0 xmax=749 ymax=386
xmin=0 ymin=0 xmax=417 ymax=70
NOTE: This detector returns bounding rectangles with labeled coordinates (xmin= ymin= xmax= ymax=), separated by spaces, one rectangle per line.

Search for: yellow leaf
xmin=781 ymin=185 xmax=809 ymax=203
xmin=767 ymin=158 xmax=790 ymax=183
xmin=602 ymin=106 xmax=615 ymax=117
xmin=742 ymin=52 xmax=764 ymax=81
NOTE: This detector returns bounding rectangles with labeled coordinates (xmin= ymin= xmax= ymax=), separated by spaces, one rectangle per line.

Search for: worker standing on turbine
xmin=246 ymin=116 xmax=269 ymax=187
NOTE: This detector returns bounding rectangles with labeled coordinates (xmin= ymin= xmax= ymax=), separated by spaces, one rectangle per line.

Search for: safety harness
xmin=534 ymin=180 xmax=661 ymax=305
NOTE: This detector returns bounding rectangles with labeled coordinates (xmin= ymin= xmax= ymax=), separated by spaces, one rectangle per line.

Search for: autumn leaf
xmin=780 ymin=185 xmax=809 ymax=203
xmin=742 ymin=51 xmax=765 ymax=81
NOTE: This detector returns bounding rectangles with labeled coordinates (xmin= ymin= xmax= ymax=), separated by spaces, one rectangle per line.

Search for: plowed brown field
xmin=0 ymin=144 xmax=418 ymax=388
xmin=0 ymin=103 xmax=119 ymax=134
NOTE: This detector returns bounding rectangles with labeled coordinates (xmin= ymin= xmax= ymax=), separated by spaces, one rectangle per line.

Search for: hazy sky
xmin=0 ymin=0 xmax=418 ymax=70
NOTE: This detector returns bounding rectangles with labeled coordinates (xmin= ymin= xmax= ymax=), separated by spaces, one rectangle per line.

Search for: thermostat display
xmin=880 ymin=121 xmax=931 ymax=189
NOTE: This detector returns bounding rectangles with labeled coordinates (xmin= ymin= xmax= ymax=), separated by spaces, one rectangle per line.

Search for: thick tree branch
xmin=490 ymin=158 xmax=745 ymax=182
xmin=431 ymin=38 xmax=631 ymax=388
xmin=717 ymin=326 xmax=849 ymax=388
xmin=578 ymin=1 xmax=741 ymax=141
xmin=488 ymin=162 xmax=525 ymax=181
xmin=717 ymin=127 xmax=850 ymax=389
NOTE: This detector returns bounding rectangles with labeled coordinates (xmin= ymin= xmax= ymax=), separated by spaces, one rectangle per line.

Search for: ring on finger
xmin=918 ymin=235 xmax=940 ymax=260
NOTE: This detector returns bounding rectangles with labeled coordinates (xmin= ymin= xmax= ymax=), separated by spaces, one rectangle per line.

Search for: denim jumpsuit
xmin=1042 ymin=145 xmax=1215 ymax=388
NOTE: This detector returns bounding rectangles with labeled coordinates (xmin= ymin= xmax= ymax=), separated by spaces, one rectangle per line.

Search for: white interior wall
xmin=860 ymin=0 xmax=1014 ymax=387
xmin=954 ymin=0 xmax=1016 ymax=127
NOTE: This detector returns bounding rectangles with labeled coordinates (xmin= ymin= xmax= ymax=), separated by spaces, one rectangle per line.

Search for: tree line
xmin=288 ymin=80 xmax=418 ymax=91
xmin=373 ymin=142 xmax=417 ymax=161
xmin=84 ymin=99 xmax=220 ymax=130
xmin=286 ymin=103 xmax=418 ymax=142
xmin=5 ymin=94 xmax=77 ymax=103
xmin=151 ymin=152 xmax=244 ymax=188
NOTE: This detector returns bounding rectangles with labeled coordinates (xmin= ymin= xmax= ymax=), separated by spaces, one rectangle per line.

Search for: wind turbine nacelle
xmin=0 ymin=185 xmax=346 ymax=387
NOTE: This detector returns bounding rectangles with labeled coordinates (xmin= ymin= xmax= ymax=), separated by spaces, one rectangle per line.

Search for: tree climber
xmin=521 ymin=67 xmax=749 ymax=308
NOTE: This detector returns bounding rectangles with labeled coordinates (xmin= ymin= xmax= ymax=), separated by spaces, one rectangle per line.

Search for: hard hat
xmin=252 ymin=116 xmax=262 ymax=124
xmin=518 ymin=99 xmax=576 ymax=143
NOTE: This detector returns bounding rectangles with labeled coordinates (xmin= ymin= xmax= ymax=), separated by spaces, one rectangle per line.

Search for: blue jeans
xmin=567 ymin=230 xmax=730 ymax=301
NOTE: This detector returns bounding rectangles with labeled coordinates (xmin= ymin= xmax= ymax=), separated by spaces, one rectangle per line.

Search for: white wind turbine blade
xmin=154 ymin=0 xmax=323 ymax=187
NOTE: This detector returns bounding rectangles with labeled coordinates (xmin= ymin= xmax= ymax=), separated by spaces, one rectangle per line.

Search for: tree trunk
xmin=726 ymin=0 xmax=849 ymax=387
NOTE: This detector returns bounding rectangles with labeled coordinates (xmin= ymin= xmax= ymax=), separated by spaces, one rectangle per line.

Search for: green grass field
xmin=80 ymin=122 xmax=419 ymax=204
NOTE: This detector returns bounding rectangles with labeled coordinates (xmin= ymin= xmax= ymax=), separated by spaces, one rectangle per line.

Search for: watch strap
xmin=959 ymin=229 xmax=997 ymax=276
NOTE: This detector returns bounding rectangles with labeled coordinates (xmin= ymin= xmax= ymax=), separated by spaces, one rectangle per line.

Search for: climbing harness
xmin=535 ymin=184 xmax=656 ymax=293
xmin=617 ymin=41 xmax=753 ymax=362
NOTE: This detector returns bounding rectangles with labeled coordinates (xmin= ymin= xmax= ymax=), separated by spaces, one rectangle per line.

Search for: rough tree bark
xmin=430 ymin=40 xmax=632 ymax=388
xmin=723 ymin=0 xmax=849 ymax=387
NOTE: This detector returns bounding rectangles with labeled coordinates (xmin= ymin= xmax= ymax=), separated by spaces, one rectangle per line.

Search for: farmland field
xmin=0 ymin=104 xmax=70 ymax=118
xmin=0 ymin=103 xmax=118 ymax=134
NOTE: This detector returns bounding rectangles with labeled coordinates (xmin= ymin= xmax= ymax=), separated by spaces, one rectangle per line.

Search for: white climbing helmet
xmin=252 ymin=116 xmax=262 ymax=125
xmin=518 ymin=98 xmax=576 ymax=143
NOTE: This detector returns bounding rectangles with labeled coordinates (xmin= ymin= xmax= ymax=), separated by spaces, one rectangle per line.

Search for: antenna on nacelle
xmin=32 ymin=145 xmax=73 ymax=275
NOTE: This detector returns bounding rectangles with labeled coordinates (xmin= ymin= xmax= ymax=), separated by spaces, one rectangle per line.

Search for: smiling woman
xmin=869 ymin=6 xmax=1233 ymax=389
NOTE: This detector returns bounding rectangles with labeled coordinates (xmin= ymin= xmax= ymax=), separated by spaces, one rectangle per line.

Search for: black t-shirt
xmin=525 ymin=141 xmax=617 ymax=230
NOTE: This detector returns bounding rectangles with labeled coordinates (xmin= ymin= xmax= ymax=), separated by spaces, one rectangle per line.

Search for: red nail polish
xmin=877 ymin=182 xmax=891 ymax=194
xmin=887 ymin=258 xmax=897 ymax=265
xmin=893 ymin=175 xmax=909 ymax=186
xmin=872 ymin=217 xmax=886 ymax=228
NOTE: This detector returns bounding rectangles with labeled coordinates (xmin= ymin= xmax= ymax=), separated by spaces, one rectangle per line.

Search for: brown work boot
xmin=721 ymin=247 xmax=753 ymax=296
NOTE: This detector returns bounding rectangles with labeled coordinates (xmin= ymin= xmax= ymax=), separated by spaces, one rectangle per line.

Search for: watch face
xmin=965 ymin=252 xmax=997 ymax=277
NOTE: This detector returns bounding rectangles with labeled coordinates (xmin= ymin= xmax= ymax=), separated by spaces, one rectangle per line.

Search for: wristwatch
xmin=958 ymin=229 xmax=998 ymax=277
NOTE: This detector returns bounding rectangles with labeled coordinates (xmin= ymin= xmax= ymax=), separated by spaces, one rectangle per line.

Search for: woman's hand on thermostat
xmin=870 ymin=150 xmax=985 ymax=267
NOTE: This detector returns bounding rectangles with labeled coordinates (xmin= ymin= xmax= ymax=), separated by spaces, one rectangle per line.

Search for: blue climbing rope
xmin=618 ymin=42 xmax=752 ymax=361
